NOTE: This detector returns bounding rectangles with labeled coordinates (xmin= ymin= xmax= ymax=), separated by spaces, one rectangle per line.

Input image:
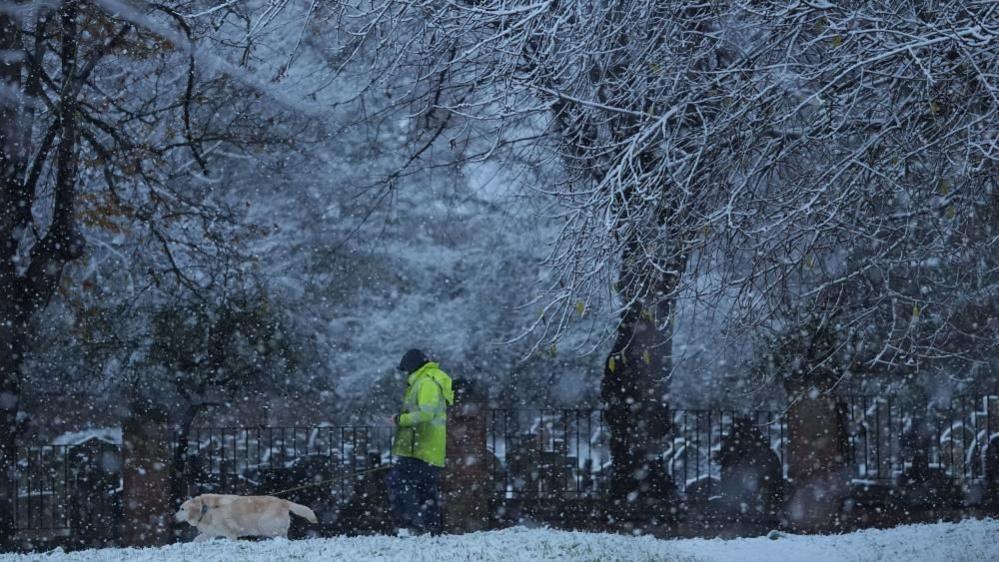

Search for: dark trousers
xmin=386 ymin=456 xmax=442 ymax=534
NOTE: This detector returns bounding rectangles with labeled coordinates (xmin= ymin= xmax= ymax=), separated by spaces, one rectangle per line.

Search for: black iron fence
xmin=12 ymin=445 xmax=73 ymax=531
xmin=486 ymin=409 xmax=605 ymax=498
xmin=8 ymin=425 xmax=394 ymax=538
xmin=9 ymin=394 xmax=999 ymax=539
xmin=485 ymin=408 xmax=788 ymax=499
xmin=10 ymin=440 xmax=121 ymax=546
xmin=174 ymin=425 xmax=396 ymax=500
xmin=845 ymin=394 xmax=999 ymax=483
xmin=485 ymin=395 xmax=999 ymax=502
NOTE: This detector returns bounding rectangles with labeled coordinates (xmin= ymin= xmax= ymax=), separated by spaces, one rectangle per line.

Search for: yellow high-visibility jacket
xmin=392 ymin=362 xmax=454 ymax=467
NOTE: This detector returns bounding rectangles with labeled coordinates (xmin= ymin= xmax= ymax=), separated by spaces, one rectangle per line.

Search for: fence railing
xmin=12 ymin=445 xmax=72 ymax=531
xmin=10 ymin=394 xmax=998 ymax=535
xmin=485 ymin=408 xmax=788 ymax=499
xmin=668 ymin=409 xmax=787 ymax=493
xmin=174 ymin=425 xmax=396 ymax=499
xmin=485 ymin=395 xmax=999 ymax=501
xmin=11 ymin=441 xmax=121 ymax=537
xmin=9 ymin=425 xmax=393 ymax=534
xmin=486 ymin=409 xmax=607 ymax=498
xmin=845 ymin=394 xmax=999 ymax=482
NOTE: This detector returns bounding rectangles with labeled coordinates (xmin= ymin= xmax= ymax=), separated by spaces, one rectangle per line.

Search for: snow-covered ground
xmin=5 ymin=520 xmax=997 ymax=562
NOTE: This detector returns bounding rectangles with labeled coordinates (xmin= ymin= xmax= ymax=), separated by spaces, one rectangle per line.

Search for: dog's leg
xmin=275 ymin=521 xmax=290 ymax=540
xmin=270 ymin=524 xmax=289 ymax=540
xmin=193 ymin=533 xmax=214 ymax=543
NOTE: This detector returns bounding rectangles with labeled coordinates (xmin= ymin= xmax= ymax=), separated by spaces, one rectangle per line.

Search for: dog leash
xmin=267 ymin=464 xmax=394 ymax=497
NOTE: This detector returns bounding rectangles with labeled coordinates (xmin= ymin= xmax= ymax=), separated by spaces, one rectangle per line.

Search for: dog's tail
xmin=286 ymin=501 xmax=318 ymax=524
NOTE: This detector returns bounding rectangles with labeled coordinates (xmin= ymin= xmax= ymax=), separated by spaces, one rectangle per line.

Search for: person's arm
xmin=397 ymin=380 xmax=442 ymax=427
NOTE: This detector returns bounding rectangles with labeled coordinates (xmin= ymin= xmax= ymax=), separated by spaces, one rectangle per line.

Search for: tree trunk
xmin=0 ymin=5 xmax=27 ymax=547
xmin=169 ymin=402 xmax=208 ymax=507
xmin=601 ymin=239 xmax=683 ymax=519
xmin=0 ymin=2 xmax=85 ymax=547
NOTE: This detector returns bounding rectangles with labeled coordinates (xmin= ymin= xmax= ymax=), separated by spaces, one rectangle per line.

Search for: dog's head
xmin=174 ymin=496 xmax=204 ymax=525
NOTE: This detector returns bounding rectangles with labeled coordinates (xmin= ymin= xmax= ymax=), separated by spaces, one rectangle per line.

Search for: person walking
xmin=386 ymin=349 xmax=454 ymax=535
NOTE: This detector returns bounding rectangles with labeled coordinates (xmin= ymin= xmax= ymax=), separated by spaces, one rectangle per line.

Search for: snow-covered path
xmin=5 ymin=520 xmax=997 ymax=562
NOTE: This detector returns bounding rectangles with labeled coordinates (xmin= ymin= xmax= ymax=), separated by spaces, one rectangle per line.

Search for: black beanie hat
xmin=398 ymin=349 xmax=430 ymax=373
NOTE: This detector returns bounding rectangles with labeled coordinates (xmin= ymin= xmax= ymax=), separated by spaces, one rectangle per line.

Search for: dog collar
xmin=195 ymin=503 xmax=210 ymax=525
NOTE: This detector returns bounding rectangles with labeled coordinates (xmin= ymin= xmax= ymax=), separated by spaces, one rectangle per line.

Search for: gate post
xmin=122 ymin=402 xmax=172 ymax=547
xmin=443 ymin=392 xmax=490 ymax=533
xmin=785 ymin=377 xmax=849 ymax=532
